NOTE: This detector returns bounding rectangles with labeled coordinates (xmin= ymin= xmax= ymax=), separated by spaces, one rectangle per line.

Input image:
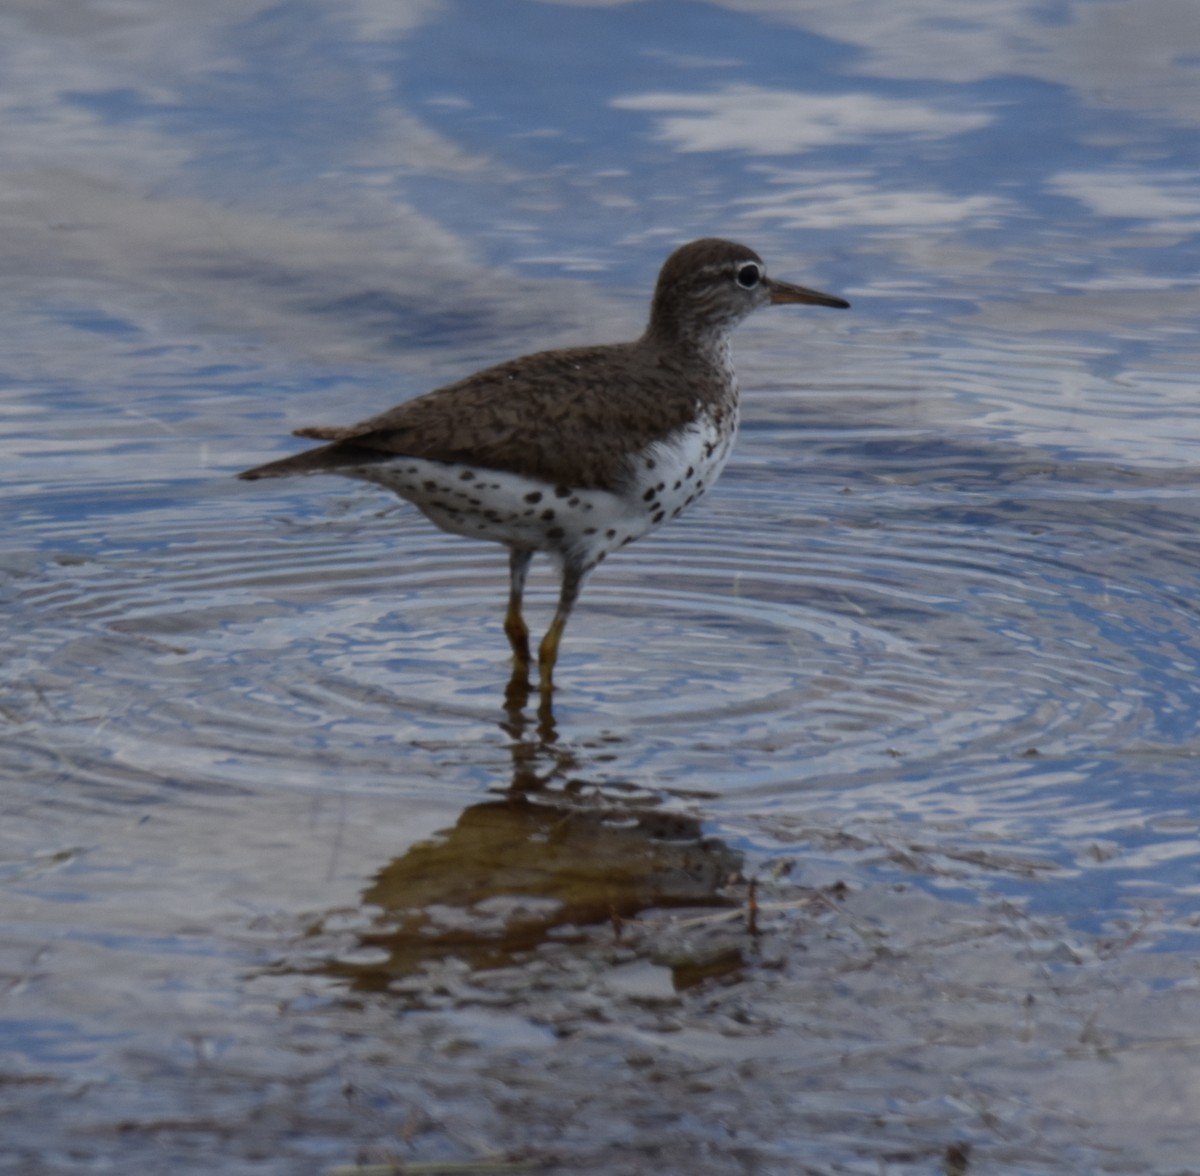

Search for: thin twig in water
xmin=329 ymin=1159 xmax=542 ymax=1175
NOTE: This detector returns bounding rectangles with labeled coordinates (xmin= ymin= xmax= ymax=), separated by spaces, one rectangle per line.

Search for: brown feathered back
xmin=238 ymin=337 xmax=727 ymax=492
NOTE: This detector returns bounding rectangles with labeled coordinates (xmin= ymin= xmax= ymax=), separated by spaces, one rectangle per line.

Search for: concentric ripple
xmin=7 ymin=430 xmax=1200 ymax=867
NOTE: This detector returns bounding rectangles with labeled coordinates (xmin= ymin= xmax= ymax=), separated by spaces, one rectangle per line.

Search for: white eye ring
xmin=735 ymin=263 xmax=761 ymax=289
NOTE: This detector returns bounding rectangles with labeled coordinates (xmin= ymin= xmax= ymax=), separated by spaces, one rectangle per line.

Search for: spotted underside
xmin=345 ymin=405 xmax=737 ymax=571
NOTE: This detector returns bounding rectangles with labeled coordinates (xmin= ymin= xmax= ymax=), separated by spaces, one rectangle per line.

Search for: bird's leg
xmin=504 ymin=547 xmax=534 ymax=675
xmin=537 ymin=563 xmax=587 ymax=702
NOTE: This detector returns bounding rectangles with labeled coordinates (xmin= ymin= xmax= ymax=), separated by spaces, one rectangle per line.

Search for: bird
xmin=238 ymin=238 xmax=849 ymax=701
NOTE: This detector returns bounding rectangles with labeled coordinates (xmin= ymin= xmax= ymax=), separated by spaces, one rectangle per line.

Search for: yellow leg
xmin=537 ymin=612 xmax=567 ymax=699
xmin=504 ymin=548 xmax=534 ymax=675
xmin=505 ymin=600 xmax=530 ymax=674
xmin=537 ymin=564 xmax=586 ymax=701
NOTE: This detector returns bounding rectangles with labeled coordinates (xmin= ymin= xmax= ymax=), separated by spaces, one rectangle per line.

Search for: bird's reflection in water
xmin=501 ymin=665 xmax=560 ymax=770
xmin=323 ymin=685 xmax=743 ymax=991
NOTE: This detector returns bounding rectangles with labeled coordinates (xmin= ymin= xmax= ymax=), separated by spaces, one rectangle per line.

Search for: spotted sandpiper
xmin=238 ymin=238 xmax=849 ymax=699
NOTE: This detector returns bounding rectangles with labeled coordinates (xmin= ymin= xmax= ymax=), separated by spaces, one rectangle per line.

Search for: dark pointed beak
xmin=767 ymin=278 xmax=850 ymax=309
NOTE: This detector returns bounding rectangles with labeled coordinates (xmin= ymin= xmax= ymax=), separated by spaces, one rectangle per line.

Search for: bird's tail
xmin=292 ymin=425 xmax=357 ymax=441
xmin=237 ymin=438 xmax=378 ymax=481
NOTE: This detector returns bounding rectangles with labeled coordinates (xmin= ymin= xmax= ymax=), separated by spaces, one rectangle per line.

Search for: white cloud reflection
xmin=0 ymin=0 xmax=616 ymax=377
xmin=613 ymin=85 xmax=990 ymax=154
xmin=737 ymin=171 xmax=1012 ymax=230
xmin=712 ymin=0 xmax=1200 ymax=125
xmin=1049 ymin=170 xmax=1200 ymax=232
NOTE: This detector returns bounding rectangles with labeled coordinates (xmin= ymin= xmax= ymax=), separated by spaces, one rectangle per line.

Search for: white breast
xmin=620 ymin=405 xmax=740 ymax=539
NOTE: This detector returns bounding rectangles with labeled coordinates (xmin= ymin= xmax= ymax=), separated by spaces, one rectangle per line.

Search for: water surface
xmin=3 ymin=2 xmax=1200 ymax=1172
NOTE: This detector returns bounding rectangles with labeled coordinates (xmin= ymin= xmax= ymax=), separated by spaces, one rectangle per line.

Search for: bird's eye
xmin=735 ymin=263 xmax=761 ymax=289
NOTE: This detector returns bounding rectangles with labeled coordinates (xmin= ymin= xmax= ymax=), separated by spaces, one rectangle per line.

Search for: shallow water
xmin=3 ymin=1 xmax=1200 ymax=1172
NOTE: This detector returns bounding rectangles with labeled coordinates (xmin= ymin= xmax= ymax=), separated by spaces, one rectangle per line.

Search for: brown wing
xmin=238 ymin=341 xmax=706 ymax=491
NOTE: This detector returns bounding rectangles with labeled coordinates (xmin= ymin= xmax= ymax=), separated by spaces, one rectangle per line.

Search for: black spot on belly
xmin=651 ymin=510 xmax=665 ymax=524
xmin=524 ymin=491 xmax=542 ymax=504
xmin=645 ymin=457 xmax=656 ymax=470
xmin=554 ymin=485 xmax=571 ymax=498
xmin=583 ymin=527 xmax=597 ymax=535
xmin=605 ymin=529 xmax=617 ymax=539
xmin=459 ymin=470 xmax=476 ymax=481
xmin=541 ymin=508 xmax=556 ymax=521
xmin=671 ymin=506 xmax=683 ymax=518
xmin=546 ymin=526 xmax=565 ymax=541
xmin=468 ymin=497 xmax=481 ymax=506
xmin=686 ymin=466 xmax=694 ymax=478
xmin=568 ymin=497 xmax=580 ymax=507
xmin=642 ymin=487 xmax=656 ymax=502
xmin=673 ymin=480 xmax=682 ymax=490
xmin=422 ymin=480 xmax=439 ymax=492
